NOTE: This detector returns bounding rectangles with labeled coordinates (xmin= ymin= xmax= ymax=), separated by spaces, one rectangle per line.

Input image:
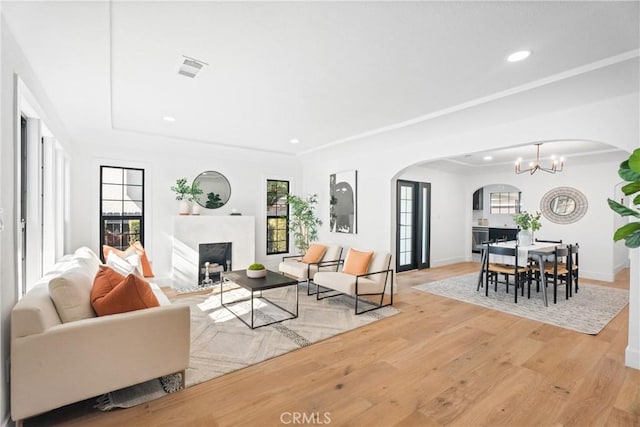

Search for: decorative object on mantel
xmin=608 ymin=148 xmax=640 ymax=247
xmin=192 ymin=170 xmax=232 ymax=209
xmin=515 ymin=143 xmax=564 ymax=175
xmin=330 ymin=170 xmax=358 ymax=233
xmin=286 ymin=194 xmax=322 ymax=253
xmin=246 ymin=263 xmax=267 ymax=278
xmin=171 ymin=177 xmax=191 ymax=215
xmin=541 ymin=187 xmax=588 ymax=224
xmin=513 ymin=210 xmax=542 ymax=246
xmin=188 ymin=180 xmax=204 ymax=215
xmin=230 ymin=208 xmax=242 ymax=216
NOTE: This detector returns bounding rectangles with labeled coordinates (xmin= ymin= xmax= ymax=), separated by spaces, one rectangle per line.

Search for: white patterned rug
xmin=413 ymin=273 xmax=628 ymax=335
xmin=96 ymin=283 xmax=398 ymax=409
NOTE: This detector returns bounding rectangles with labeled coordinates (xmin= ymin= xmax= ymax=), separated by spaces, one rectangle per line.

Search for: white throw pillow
xmin=74 ymin=246 xmax=102 ymax=272
xmin=49 ymin=268 xmax=96 ymax=323
xmin=106 ymin=251 xmax=143 ymax=277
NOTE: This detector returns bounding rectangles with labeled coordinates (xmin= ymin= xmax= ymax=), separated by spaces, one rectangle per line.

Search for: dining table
xmin=477 ymin=241 xmax=562 ymax=307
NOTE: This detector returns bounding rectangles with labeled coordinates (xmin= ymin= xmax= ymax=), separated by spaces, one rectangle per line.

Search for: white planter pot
xmin=191 ymin=202 xmax=201 ymax=215
xmin=178 ymin=200 xmax=190 ymax=215
xmin=519 ymin=230 xmax=532 ymax=246
xmin=246 ymin=269 xmax=267 ymax=278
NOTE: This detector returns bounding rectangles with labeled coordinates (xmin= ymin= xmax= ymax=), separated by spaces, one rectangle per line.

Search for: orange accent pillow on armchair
xmin=301 ymin=243 xmax=328 ymax=264
xmin=342 ymin=249 xmax=374 ymax=276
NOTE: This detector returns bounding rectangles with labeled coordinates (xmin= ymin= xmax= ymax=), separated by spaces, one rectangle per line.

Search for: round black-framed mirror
xmin=540 ymin=187 xmax=587 ymax=224
xmin=192 ymin=171 xmax=231 ymax=209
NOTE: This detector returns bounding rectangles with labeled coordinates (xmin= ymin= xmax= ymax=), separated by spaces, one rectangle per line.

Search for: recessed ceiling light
xmin=289 ymin=139 xmax=300 ymax=144
xmin=483 ymin=156 xmax=493 ymax=161
xmin=507 ymin=50 xmax=531 ymax=62
xmin=163 ymin=116 xmax=176 ymax=122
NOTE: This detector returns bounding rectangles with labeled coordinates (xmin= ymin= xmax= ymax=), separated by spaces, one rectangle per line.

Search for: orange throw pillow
xmin=91 ymin=265 xmax=126 ymax=304
xmin=131 ymin=241 xmax=155 ymax=278
xmin=343 ymin=249 xmax=374 ymax=276
xmin=301 ymin=243 xmax=328 ymax=264
xmin=103 ymin=242 xmax=155 ymax=278
xmin=91 ymin=266 xmax=159 ymax=316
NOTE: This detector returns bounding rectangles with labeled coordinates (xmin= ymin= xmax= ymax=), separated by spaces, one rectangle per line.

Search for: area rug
xmin=96 ymin=283 xmax=398 ymax=409
xmin=413 ymin=273 xmax=628 ymax=335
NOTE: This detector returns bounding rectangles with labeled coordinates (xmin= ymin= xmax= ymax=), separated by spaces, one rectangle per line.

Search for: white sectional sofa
xmin=10 ymin=247 xmax=191 ymax=422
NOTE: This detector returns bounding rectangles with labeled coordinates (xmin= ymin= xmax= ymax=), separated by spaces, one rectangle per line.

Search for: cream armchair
xmin=278 ymin=244 xmax=343 ymax=295
xmin=312 ymin=250 xmax=394 ymax=315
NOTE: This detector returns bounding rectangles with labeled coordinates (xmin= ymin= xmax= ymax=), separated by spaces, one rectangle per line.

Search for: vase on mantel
xmin=178 ymin=200 xmax=190 ymax=215
xmin=518 ymin=229 xmax=533 ymax=246
xmin=191 ymin=202 xmax=201 ymax=215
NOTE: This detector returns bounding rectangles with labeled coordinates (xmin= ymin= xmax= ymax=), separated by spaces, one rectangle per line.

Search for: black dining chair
xmin=533 ymin=238 xmax=563 ymax=263
xmin=535 ymin=238 xmax=563 ymax=244
xmin=531 ymin=245 xmax=571 ymax=304
xmin=568 ymin=243 xmax=579 ymax=294
xmin=482 ymin=243 xmax=530 ymax=303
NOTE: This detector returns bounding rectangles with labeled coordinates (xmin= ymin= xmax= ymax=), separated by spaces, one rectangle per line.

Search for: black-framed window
xmin=266 ymin=179 xmax=289 ymax=255
xmin=490 ymin=191 xmax=521 ymax=214
xmin=100 ymin=166 xmax=144 ymax=258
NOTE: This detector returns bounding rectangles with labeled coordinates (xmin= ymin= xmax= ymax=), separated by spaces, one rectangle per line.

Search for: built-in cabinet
xmin=472 ymin=188 xmax=483 ymax=210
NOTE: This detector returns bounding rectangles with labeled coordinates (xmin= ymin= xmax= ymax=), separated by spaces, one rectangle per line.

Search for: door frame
xmin=395 ymin=180 xmax=431 ymax=272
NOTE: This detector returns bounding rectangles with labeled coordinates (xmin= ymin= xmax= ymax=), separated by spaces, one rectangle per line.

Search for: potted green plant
xmin=286 ymin=194 xmax=322 ymax=254
xmin=513 ymin=210 xmax=542 ymax=246
xmin=247 ymin=263 xmax=266 ymax=278
xmin=608 ymin=148 xmax=640 ymax=247
xmin=188 ymin=180 xmax=204 ymax=215
xmin=171 ymin=177 xmax=191 ymax=215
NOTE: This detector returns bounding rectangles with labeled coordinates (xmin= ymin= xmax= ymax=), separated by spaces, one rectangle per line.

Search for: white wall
xmin=1 ymin=19 xmax=72 ymax=424
xmin=68 ymin=133 xmax=302 ymax=280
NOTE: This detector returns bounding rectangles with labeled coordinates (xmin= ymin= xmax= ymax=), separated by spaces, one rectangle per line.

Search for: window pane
xmin=102 ymin=184 xmax=123 ymax=200
xmin=102 ymin=201 xmax=122 ymax=216
xmin=123 ymin=201 xmax=142 ymax=216
xmin=125 ymin=185 xmax=143 ymax=201
xmin=102 ymin=168 xmax=122 ymax=184
xmin=124 ymin=169 xmax=143 ymax=186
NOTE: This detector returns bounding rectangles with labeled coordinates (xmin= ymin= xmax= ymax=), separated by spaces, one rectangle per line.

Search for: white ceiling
xmin=2 ymin=1 xmax=639 ymax=160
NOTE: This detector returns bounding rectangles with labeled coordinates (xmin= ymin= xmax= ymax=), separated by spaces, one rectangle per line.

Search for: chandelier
xmin=515 ymin=143 xmax=564 ymax=175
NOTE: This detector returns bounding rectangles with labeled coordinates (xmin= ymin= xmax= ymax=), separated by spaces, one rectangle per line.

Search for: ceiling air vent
xmin=177 ymin=56 xmax=208 ymax=79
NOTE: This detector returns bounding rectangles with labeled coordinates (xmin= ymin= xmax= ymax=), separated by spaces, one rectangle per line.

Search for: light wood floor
xmin=26 ymin=262 xmax=639 ymax=426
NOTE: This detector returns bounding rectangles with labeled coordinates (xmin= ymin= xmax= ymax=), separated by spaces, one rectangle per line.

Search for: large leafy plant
xmin=513 ymin=211 xmax=542 ymax=232
xmin=607 ymin=148 xmax=640 ymax=247
xmin=286 ymin=194 xmax=322 ymax=253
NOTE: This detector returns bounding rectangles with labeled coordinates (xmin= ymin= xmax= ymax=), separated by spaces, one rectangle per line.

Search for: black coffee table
xmin=221 ymin=269 xmax=299 ymax=329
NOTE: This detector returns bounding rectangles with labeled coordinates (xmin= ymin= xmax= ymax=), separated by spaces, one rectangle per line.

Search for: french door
xmin=396 ymin=180 xmax=430 ymax=272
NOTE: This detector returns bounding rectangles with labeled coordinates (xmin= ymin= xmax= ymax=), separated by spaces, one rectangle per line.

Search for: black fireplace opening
xmin=198 ymin=242 xmax=232 ymax=286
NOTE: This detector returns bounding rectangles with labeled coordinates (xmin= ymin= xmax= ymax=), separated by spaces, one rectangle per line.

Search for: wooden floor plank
xmin=25 ymin=262 xmax=636 ymax=426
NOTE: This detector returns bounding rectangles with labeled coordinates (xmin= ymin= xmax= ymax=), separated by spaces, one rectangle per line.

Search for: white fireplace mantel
xmin=171 ymin=215 xmax=255 ymax=287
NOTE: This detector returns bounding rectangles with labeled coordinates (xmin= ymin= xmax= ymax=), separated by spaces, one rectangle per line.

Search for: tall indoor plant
xmin=608 ymin=148 xmax=640 ymax=247
xmin=513 ymin=210 xmax=542 ymax=246
xmin=286 ymin=193 xmax=322 ymax=253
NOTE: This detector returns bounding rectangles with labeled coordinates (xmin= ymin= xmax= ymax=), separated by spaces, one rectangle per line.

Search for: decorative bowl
xmin=246 ymin=268 xmax=267 ymax=278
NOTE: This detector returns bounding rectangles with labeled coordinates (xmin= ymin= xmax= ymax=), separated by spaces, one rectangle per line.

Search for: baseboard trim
xmin=626 ymin=346 xmax=640 ymax=370
xmin=431 ymin=257 xmax=466 ymax=268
